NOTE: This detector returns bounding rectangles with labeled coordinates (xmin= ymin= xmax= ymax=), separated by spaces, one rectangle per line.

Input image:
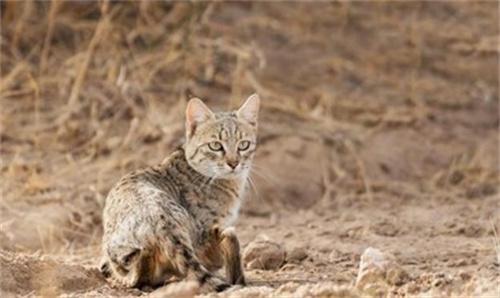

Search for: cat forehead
xmin=199 ymin=113 xmax=254 ymax=140
xmin=214 ymin=111 xmax=237 ymax=120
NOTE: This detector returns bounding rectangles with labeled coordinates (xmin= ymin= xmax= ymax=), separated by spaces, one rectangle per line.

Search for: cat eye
xmin=208 ymin=141 xmax=223 ymax=151
xmin=238 ymin=141 xmax=251 ymax=151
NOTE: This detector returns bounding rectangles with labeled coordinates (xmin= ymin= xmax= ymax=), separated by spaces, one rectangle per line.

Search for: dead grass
xmin=0 ymin=1 xmax=498 ymax=297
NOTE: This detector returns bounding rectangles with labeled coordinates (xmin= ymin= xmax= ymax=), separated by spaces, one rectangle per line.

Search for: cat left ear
xmin=237 ymin=94 xmax=260 ymax=126
xmin=186 ymin=98 xmax=214 ymax=138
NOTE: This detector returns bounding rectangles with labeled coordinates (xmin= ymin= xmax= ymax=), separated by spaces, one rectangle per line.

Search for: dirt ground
xmin=1 ymin=1 xmax=499 ymax=297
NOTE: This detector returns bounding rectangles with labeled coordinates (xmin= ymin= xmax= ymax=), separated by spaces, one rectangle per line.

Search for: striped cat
xmin=100 ymin=94 xmax=259 ymax=292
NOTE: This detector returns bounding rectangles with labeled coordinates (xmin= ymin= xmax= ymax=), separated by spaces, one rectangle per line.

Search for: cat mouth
xmin=225 ymin=170 xmax=238 ymax=176
xmin=218 ymin=169 xmax=242 ymax=179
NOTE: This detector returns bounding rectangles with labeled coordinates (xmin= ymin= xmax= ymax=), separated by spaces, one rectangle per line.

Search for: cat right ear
xmin=186 ymin=98 xmax=214 ymax=138
xmin=237 ymin=93 xmax=260 ymax=126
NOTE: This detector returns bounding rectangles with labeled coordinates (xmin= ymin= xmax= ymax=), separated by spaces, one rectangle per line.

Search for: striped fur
xmin=100 ymin=95 xmax=259 ymax=291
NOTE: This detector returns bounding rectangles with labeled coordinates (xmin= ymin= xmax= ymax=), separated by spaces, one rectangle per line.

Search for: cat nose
xmin=227 ymin=160 xmax=239 ymax=169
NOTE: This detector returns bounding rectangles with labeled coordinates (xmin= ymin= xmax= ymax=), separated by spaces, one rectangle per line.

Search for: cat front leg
xmin=218 ymin=227 xmax=245 ymax=285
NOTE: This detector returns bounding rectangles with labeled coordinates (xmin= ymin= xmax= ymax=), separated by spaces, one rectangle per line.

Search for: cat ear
xmin=237 ymin=94 xmax=260 ymax=126
xmin=186 ymin=98 xmax=214 ymax=138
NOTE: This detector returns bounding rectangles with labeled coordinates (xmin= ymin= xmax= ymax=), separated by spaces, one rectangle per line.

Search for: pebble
xmin=287 ymin=247 xmax=308 ymax=263
xmin=242 ymin=236 xmax=286 ymax=270
xmin=355 ymin=247 xmax=409 ymax=294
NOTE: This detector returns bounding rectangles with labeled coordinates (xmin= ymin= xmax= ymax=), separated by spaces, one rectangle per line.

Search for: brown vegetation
xmin=1 ymin=1 xmax=498 ymax=297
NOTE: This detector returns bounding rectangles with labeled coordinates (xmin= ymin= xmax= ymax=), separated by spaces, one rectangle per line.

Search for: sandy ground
xmin=1 ymin=2 xmax=499 ymax=297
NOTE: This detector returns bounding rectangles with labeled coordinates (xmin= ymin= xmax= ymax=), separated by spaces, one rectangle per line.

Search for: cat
xmin=99 ymin=94 xmax=259 ymax=292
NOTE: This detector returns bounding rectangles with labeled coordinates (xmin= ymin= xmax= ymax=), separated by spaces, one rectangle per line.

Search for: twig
xmin=121 ymin=118 xmax=140 ymax=148
xmin=0 ymin=62 xmax=28 ymax=94
xmin=490 ymin=220 xmax=500 ymax=265
xmin=11 ymin=0 xmax=34 ymax=51
xmin=58 ymin=5 xmax=115 ymax=124
xmin=344 ymin=139 xmax=374 ymax=202
xmin=27 ymin=73 xmax=41 ymax=148
xmin=39 ymin=0 xmax=61 ymax=73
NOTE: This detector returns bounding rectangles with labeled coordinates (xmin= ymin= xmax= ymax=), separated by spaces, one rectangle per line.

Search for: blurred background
xmin=0 ymin=1 xmax=498 ymax=297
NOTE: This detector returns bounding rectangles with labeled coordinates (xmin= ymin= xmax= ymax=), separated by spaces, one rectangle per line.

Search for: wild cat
xmin=99 ymin=94 xmax=259 ymax=292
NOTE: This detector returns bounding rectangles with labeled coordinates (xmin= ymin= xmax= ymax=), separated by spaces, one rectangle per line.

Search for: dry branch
xmin=39 ymin=0 xmax=61 ymax=73
xmin=57 ymin=6 xmax=115 ymax=124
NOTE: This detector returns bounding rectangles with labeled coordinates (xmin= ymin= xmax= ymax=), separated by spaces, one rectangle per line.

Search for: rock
xmin=355 ymin=247 xmax=409 ymax=295
xmin=458 ymin=270 xmax=472 ymax=281
xmin=450 ymin=258 xmax=468 ymax=267
xmin=386 ymin=266 xmax=409 ymax=286
xmin=287 ymin=247 xmax=308 ymax=263
xmin=403 ymin=281 xmax=421 ymax=294
xmin=328 ymin=249 xmax=342 ymax=262
xmin=242 ymin=236 xmax=285 ymax=270
xmin=280 ymin=263 xmax=299 ymax=271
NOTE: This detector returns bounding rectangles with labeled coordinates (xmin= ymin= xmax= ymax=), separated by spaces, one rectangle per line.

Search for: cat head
xmin=184 ymin=94 xmax=260 ymax=179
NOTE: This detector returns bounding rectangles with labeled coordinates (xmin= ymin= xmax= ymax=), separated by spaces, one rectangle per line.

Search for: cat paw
xmin=109 ymin=273 xmax=139 ymax=288
xmin=202 ymin=275 xmax=230 ymax=293
xmin=99 ymin=260 xmax=111 ymax=278
xmin=214 ymin=281 xmax=231 ymax=292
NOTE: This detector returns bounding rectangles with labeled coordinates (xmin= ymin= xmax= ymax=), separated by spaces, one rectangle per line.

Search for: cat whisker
xmin=249 ymin=166 xmax=279 ymax=185
xmin=250 ymin=164 xmax=280 ymax=183
xmin=246 ymin=175 xmax=263 ymax=203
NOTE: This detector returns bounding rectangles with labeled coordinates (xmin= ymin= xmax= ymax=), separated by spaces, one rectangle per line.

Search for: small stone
xmin=287 ymin=247 xmax=308 ymax=263
xmin=280 ymin=263 xmax=298 ymax=271
xmin=328 ymin=250 xmax=340 ymax=262
xmin=459 ymin=270 xmax=472 ymax=281
xmin=405 ymin=282 xmax=420 ymax=294
xmin=432 ymin=279 xmax=443 ymax=287
xmin=316 ymin=261 xmax=327 ymax=267
xmin=242 ymin=236 xmax=285 ymax=270
xmin=434 ymin=272 xmax=445 ymax=278
xmin=355 ymin=247 xmax=409 ymax=291
xmin=386 ymin=266 xmax=409 ymax=286
xmin=452 ymin=258 xmax=468 ymax=267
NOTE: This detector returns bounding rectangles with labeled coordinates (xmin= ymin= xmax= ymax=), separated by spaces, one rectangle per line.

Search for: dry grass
xmin=0 ymin=1 xmax=498 ymax=297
